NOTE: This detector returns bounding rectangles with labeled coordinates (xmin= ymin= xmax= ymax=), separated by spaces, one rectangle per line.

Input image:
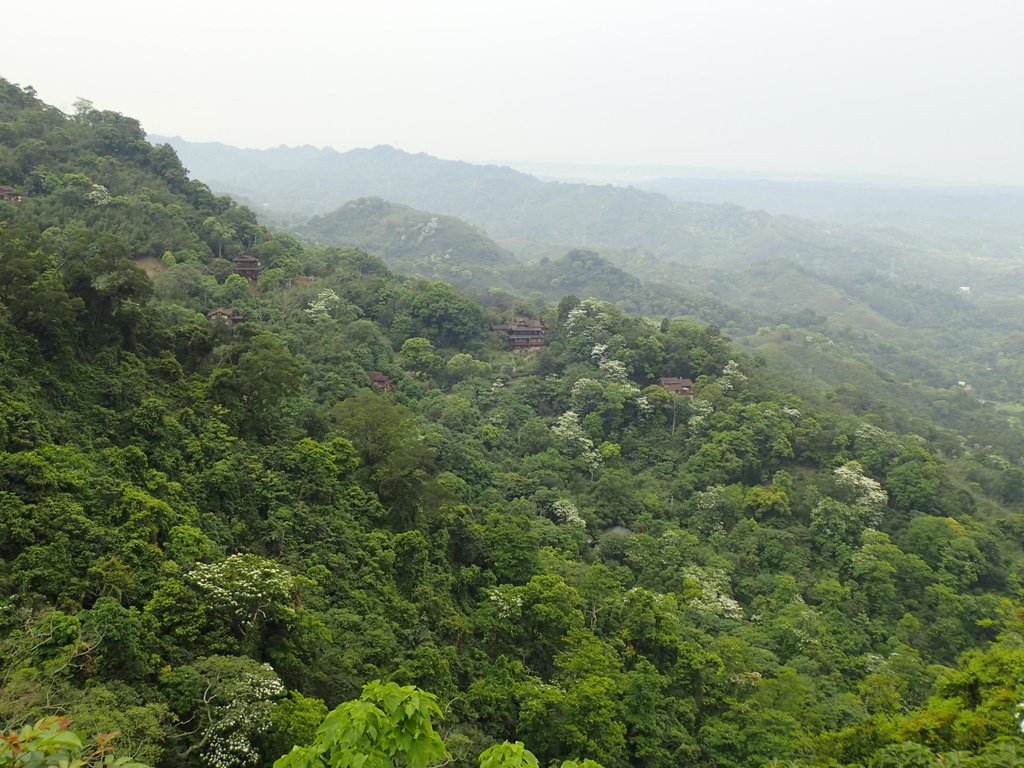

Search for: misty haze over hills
xmin=153 ymin=134 xmax=1006 ymax=276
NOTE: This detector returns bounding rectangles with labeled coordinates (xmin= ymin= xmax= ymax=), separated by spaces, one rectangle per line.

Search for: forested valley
xmin=3 ymin=79 xmax=1024 ymax=768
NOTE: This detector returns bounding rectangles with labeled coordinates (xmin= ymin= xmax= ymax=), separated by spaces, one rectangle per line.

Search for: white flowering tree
xmin=170 ymin=655 xmax=285 ymax=768
xmin=682 ymin=565 xmax=744 ymax=621
xmin=175 ymin=554 xmax=299 ymax=650
xmin=831 ymin=461 xmax=888 ymax=522
xmin=304 ymin=289 xmax=341 ymax=322
xmin=551 ymin=410 xmax=602 ymax=478
xmin=147 ymin=555 xmax=306 ymax=663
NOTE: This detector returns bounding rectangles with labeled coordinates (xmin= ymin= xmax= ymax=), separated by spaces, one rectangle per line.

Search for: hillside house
xmin=207 ymin=307 xmax=244 ymax=325
xmin=491 ymin=317 xmax=546 ymax=350
xmin=0 ymin=186 xmax=23 ymax=202
xmin=658 ymin=377 xmax=694 ymax=397
xmin=233 ymin=254 xmax=262 ymax=281
xmin=367 ymin=371 xmax=396 ymax=392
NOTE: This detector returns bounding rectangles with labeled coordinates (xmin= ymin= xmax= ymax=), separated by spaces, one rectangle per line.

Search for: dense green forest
xmin=4 ymin=79 xmax=1024 ymax=768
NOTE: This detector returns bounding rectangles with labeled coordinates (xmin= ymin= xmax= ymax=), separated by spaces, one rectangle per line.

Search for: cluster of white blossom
xmin=852 ymin=423 xmax=905 ymax=456
xmin=551 ymin=411 xmax=601 ymax=472
xmin=689 ymin=486 xmax=727 ymax=534
xmin=781 ymin=599 xmax=822 ymax=649
xmin=598 ymin=358 xmax=629 ymax=383
xmin=1017 ymin=702 xmax=1024 ymax=733
xmin=551 ymin=498 xmax=585 ymax=528
xmin=687 ymin=397 xmax=714 ymax=434
xmin=552 ymin=410 xmax=588 ymax=445
xmin=564 ymin=299 xmax=615 ymax=344
xmin=305 ymin=288 xmax=341 ymax=321
xmin=982 ymin=452 xmax=1012 ymax=471
xmin=486 ymin=586 xmax=524 ymax=620
xmin=201 ymin=665 xmax=284 ymax=768
xmin=571 ymin=377 xmax=601 ymax=403
xmin=718 ymin=359 xmax=747 ymax=393
xmin=634 ymin=395 xmax=653 ymax=419
xmin=783 ymin=406 xmax=801 ymax=419
xmin=416 ymin=216 xmax=439 ymax=243
xmin=204 ymin=729 xmax=259 ymax=768
xmin=87 ymin=184 xmax=111 ymax=205
xmin=684 ymin=565 xmax=743 ymax=619
xmin=863 ymin=653 xmax=884 ymax=672
xmin=833 ymin=461 xmax=888 ymax=521
xmin=189 ymin=554 xmax=296 ymax=627
xmin=590 ymin=343 xmax=609 ymax=363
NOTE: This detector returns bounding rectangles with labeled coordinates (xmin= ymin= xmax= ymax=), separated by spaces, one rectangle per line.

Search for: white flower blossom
xmin=189 ymin=554 xmax=296 ymax=629
xmin=687 ymin=397 xmax=714 ymax=434
xmin=684 ymin=565 xmax=743 ymax=619
xmin=551 ymin=410 xmax=602 ymax=471
xmin=719 ymin=359 xmax=747 ymax=393
xmin=599 ymin=358 xmax=629 ymax=383
xmin=551 ymin=498 xmax=586 ymax=528
xmin=87 ymin=184 xmax=111 ymax=205
xmin=486 ymin=586 xmax=524 ymax=620
xmin=635 ymin=395 xmax=653 ymax=418
xmin=305 ymin=288 xmax=341 ymax=321
xmin=833 ymin=461 xmax=888 ymax=523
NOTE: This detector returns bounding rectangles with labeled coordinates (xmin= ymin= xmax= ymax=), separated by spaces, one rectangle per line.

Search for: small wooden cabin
xmin=367 ymin=371 xmax=396 ymax=392
xmin=206 ymin=307 xmax=244 ymax=325
xmin=233 ymin=255 xmax=262 ymax=281
xmin=658 ymin=377 xmax=694 ymax=397
xmin=0 ymin=186 xmax=23 ymax=202
xmin=491 ymin=317 xmax=546 ymax=350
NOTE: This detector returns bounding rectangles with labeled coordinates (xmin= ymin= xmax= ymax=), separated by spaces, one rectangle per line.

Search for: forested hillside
xmin=4 ymin=80 xmax=1024 ymax=768
xmin=299 ymin=197 xmax=518 ymax=292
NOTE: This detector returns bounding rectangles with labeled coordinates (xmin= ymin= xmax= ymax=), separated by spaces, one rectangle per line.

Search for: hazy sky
xmin=5 ymin=0 xmax=1024 ymax=184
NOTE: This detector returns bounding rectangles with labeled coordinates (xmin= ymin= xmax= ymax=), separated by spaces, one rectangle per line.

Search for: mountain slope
xmin=6 ymin=78 xmax=1024 ymax=768
xmin=299 ymin=197 xmax=519 ymax=290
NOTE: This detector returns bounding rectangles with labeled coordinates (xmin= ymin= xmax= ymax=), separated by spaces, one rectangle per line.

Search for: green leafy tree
xmin=274 ymin=681 xmax=447 ymax=768
xmin=409 ymin=282 xmax=481 ymax=347
xmin=399 ymin=337 xmax=441 ymax=379
xmin=0 ymin=718 xmax=151 ymax=768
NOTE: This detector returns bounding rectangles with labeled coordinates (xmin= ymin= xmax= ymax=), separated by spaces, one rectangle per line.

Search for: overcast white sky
xmin=4 ymin=0 xmax=1024 ymax=184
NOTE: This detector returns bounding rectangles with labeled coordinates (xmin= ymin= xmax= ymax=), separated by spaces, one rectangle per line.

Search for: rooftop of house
xmin=492 ymin=316 xmax=546 ymax=331
xmin=367 ymin=371 xmax=396 ymax=391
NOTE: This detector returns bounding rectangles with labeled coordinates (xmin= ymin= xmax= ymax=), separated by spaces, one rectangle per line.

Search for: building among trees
xmin=206 ymin=307 xmax=244 ymax=324
xmin=658 ymin=377 xmax=694 ymax=396
xmin=367 ymin=371 xmax=396 ymax=391
xmin=491 ymin=316 xmax=546 ymax=350
xmin=233 ymin=254 xmax=262 ymax=281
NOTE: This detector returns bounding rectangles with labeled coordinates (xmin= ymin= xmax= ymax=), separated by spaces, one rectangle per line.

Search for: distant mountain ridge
xmin=153 ymin=135 xmax=913 ymax=278
xmin=154 ymin=136 xmax=1017 ymax=280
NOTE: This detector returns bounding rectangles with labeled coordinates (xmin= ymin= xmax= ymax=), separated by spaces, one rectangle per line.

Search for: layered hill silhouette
xmin=155 ymin=136 xmax=948 ymax=282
